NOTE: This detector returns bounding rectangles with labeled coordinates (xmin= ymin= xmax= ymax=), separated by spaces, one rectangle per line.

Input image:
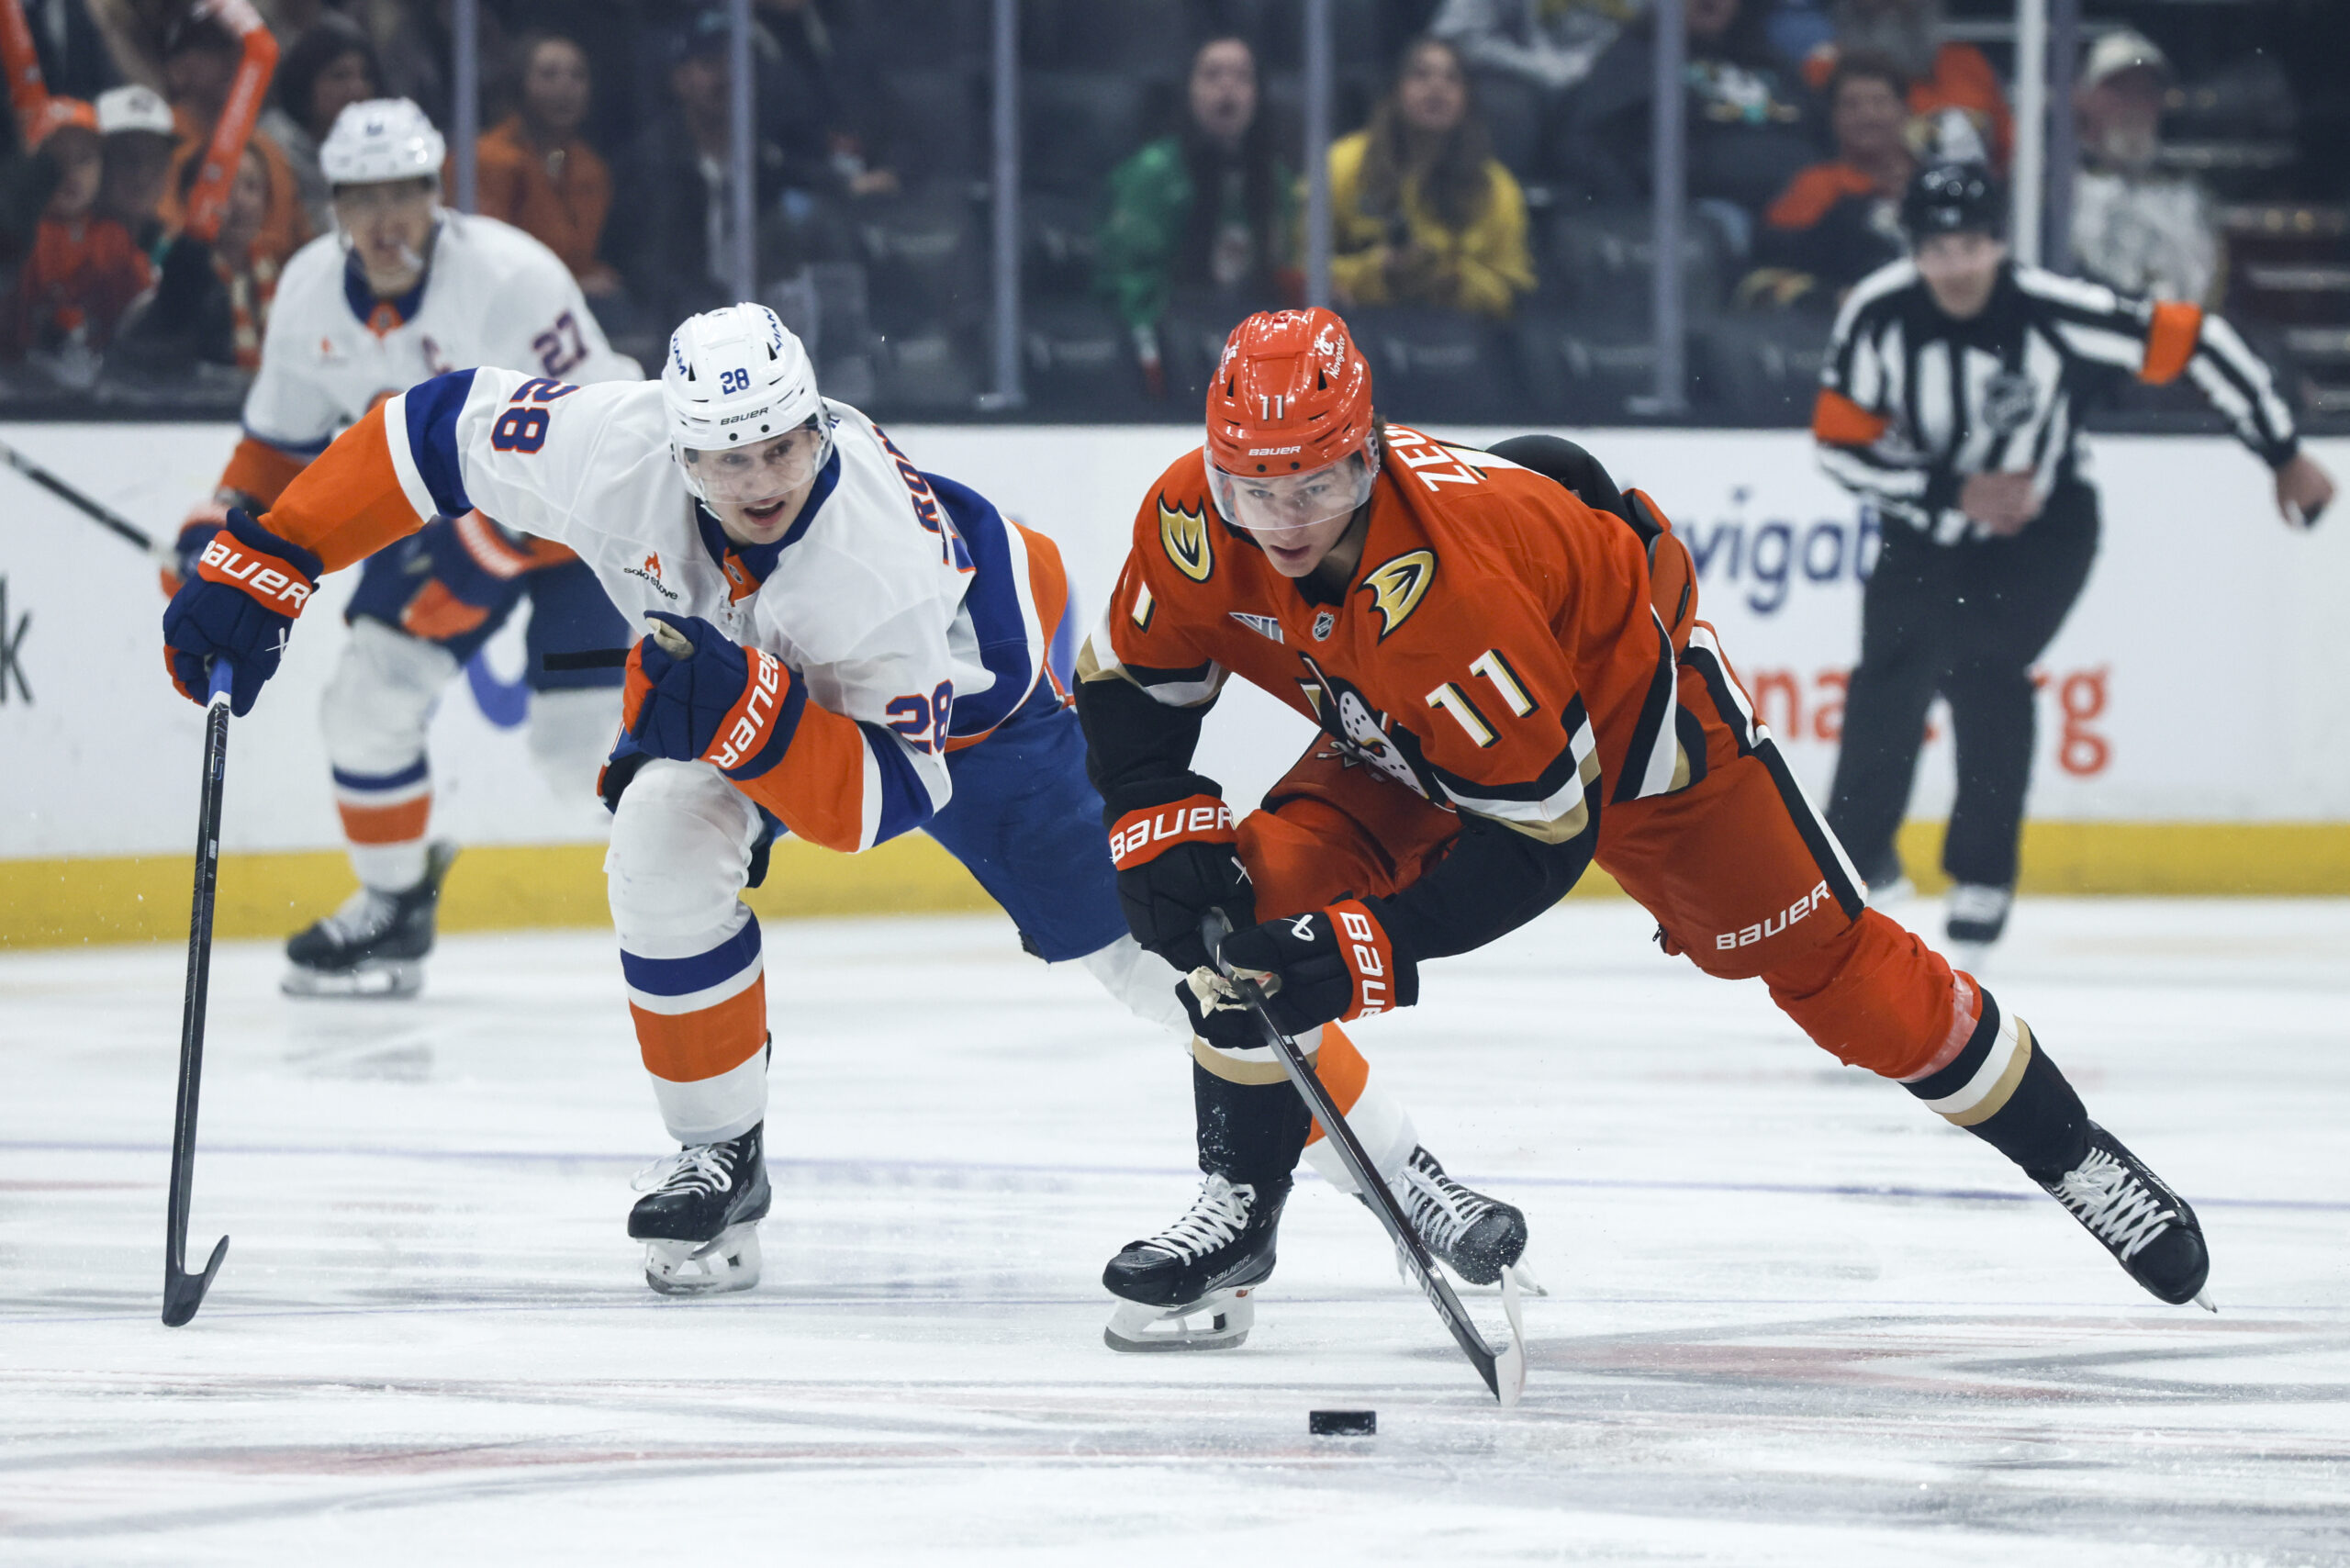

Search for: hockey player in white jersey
xmin=161 ymin=303 xmax=1531 ymax=1333
xmin=169 ymin=97 xmax=639 ymax=997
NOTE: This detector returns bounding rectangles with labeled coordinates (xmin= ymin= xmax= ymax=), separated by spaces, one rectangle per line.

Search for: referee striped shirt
xmin=1812 ymin=259 xmax=2299 ymax=544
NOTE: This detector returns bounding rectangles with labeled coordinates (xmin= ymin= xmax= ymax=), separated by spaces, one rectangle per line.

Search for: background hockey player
xmin=1815 ymin=162 xmax=2334 ymax=968
xmin=1077 ymin=307 xmax=2215 ymax=1347
xmin=168 ymin=97 xmax=640 ymax=997
xmin=158 ymin=303 xmax=1529 ymax=1328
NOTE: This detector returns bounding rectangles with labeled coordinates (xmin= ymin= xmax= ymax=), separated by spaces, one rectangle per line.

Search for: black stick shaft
xmin=541 ymin=647 xmax=630 ymax=672
xmin=1202 ymin=912 xmax=1511 ymax=1401
xmin=163 ymin=666 xmax=235 ymax=1327
xmin=0 ymin=439 xmax=159 ymax=553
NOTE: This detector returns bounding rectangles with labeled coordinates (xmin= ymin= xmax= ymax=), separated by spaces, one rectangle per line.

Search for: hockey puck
xmin=1309 ymin=1409 xmax=1375 ymax=1436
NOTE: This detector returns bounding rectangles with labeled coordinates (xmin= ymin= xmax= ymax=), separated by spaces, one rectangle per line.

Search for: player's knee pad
xmin=1076 ymin=935 xmax=1192 ymax=1035
xmin=605 ymin=760 xmax=763 ymax=946
xmin=526 ymin=687 xmax=621 ymax=804
xmin=319 ymin=619 xmax=460 ymax=774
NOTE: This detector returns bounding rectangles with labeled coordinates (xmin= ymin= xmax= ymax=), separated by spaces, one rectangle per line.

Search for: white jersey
xmin=358 ymin=364 xmax=1062 ymax=850
xmin=242 ymin=211 xmax=634 ymax=463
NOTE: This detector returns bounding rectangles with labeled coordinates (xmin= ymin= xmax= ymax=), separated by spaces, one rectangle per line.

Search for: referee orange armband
xmin=1108 ymin=794 xmax=1234 ymax=869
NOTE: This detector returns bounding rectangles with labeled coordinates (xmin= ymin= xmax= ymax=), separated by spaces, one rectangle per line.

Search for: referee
xmin=1814 ymin=163 xmax=2334 ymax=967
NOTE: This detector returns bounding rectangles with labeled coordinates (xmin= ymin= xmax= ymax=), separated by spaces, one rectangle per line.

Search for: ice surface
xmin=5 ymin=898 xmax=2348 ymax=1565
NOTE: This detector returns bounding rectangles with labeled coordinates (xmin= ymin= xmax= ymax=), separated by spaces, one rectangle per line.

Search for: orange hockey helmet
xmin=1203 ymin=308 xmax=1380 ymax=536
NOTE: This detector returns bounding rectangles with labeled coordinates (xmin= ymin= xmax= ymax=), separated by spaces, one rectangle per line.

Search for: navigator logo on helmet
xmin=320 ymin=97 xmax=446 ymax=187
xmin=1204 ymin=307 xmax=1379 ymax=537
xmin=663 ymin=303 xmax=833 ymax=507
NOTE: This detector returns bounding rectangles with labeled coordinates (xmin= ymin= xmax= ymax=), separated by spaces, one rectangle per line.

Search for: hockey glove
xmin=1106 ymin=778 xmax=1255 ymax=974
xmin=1181 ymin=899 xmax=1419 ymax=1050
xmin=162 ymin=508 xmax=321 ymax=715
xmin=395 ymin=513 xmax=508 ymax=640
xmin=623 ymin=610 xmax=805 ymax=780
xmin=159 ymin=503 xmax=228 ymax=598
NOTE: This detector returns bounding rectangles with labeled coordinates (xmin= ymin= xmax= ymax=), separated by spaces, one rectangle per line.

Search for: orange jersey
xmin=1088 ymin=427 xmax=1686 ymax=845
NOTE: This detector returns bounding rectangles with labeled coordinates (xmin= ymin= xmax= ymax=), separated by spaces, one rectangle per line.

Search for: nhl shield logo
xmin=1312 ymin=610 xmax=1336 ymax=641
xmin=1983 ymin=368 xmax=2037 ymax=435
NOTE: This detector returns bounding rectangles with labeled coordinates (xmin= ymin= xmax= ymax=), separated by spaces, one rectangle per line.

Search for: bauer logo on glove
xmin=1180 ymin=899 xmax=1420 ymax=1049
xmin=198 ymin=530 xmax=314 ymax=610
xmin=162 ymin=508 xmax=323 ymax=715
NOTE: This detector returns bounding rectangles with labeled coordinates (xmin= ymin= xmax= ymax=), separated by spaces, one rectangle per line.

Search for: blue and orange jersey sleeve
xmin=729 ymin=704 xmax=937 ymax=854
xmin=259 ymin=390 xmax=451 ymax=571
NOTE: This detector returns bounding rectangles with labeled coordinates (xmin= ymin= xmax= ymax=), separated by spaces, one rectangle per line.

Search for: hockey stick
xmin=541 ymin=648 xmax=628 ymax=673
xmin=543 ymin=620 xmax=690 ymax=673
xmin=0 ymin=436 xmax=177 ymax=564
xmin=163 ymin=659 xmax=236 ymax=1327
xmin=1201 ymin=910 xmax=1526 ymax=1406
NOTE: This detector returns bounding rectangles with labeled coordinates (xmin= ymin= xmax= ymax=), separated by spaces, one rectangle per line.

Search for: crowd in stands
xmin=0 ymin=0 xmax=2327 ymax=422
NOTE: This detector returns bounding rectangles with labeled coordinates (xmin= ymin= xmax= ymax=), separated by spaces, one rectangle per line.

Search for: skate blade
xmin=1102 ymin=1287 xmax=1253 ymax=1351
xmin=281 ymin=960 xmax=423 ymax=1000
xmin=643 ymin=1223 xmax=762 ymax=1296
xmin=1493 ymin=1264 xmax=1530 ymax=1409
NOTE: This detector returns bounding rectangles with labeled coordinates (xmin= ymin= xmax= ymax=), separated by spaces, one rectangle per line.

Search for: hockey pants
xmin=1225 ymin=622 xmax=2008 ymax=1119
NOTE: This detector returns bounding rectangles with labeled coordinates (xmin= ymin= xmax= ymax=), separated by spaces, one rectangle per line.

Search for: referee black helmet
xmin=1900 ymin=162 xmax=2005 ymax=244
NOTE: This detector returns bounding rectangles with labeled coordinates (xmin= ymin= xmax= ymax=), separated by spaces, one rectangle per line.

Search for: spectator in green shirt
xmin=1095 ymin=35 xmax=1297 ymax=398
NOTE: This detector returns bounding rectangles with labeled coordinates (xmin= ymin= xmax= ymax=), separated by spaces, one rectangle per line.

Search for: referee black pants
xmin=1827 ymin=480 xmax=2100 ymax=891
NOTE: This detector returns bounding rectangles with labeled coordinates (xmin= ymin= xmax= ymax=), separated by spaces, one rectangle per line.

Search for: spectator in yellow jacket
xmin=1329 ymin=37 xmax=1534 ymax=319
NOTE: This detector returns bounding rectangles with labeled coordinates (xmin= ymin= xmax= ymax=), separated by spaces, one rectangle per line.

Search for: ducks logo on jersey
xmin=1159 ymin=498 xmax=1214 ymax=582
xmin=1360 ymin=549 xmax=1437 ymax=640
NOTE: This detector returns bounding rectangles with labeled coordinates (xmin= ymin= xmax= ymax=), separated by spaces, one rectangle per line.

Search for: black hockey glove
xmin=1105 ymin=776 xmax=1255 ymax=974
xmin=1181 ymin=899 xmax=1419 ymax=1051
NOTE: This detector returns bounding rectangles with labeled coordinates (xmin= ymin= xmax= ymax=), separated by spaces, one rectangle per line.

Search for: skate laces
xmin=319 ymin=885 xmax=400 ymax=944
xmin=1398 ymin=1151 xmax=1491 ymax=1252
xmin=2052 ymin=1148 xmax=2177 ymax=1261
xmin=631 ymin=1141 xmax=737 ymax=1198
xmin=1142 ymin=1176 xmax=1254 ymax=1261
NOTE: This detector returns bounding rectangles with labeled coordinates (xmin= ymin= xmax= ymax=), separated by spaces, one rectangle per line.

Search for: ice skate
xmin=1945 ymin=883 xmax=2011 ymax=974
xmin=2035 ymin=1122 xmax=2212 ymax=1309
xmin=1378 ymin=1145 xmax=1528 ymax=1285
xmin=1102 ymin=1173 xmax=1286 ymax=1350
xmin=282 ymin=841 xmax=458 ymax=998
xmin=629 ymin=1122 xmax=772 ymax=1296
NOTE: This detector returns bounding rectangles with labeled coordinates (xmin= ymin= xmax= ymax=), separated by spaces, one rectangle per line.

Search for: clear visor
xmin=682 ymin=418 xmax=833 ymax=507
xmin=1207 ymin=449 xmax=1375 ymax=538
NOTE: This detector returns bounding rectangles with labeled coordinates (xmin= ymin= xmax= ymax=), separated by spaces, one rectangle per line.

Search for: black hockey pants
xmin=1827 ymin=479 xmax=2101 ymax=891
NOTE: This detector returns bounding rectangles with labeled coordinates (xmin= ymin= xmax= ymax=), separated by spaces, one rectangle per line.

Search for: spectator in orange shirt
xmin=1804 ymin=0 xmax=2010 ymax=169
xmin=4 ymin=97 xmax=153 ymax=362
xmin=1751 ymin=50 xmax=1915 ymax=304
xmin=120 ymin=137 xmax=281 ymax=372
xmin=472 ymin=32 xmax=620 ymax=299
xmin=157 ymin=7 xmax=309 ymax=268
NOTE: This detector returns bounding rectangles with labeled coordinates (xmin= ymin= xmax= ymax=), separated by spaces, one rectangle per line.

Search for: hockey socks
xmin=1899 ymin=989 xmax=2088 ymax=1178
xmin=1193 ymin=1059 xmax=1311 ymax=1190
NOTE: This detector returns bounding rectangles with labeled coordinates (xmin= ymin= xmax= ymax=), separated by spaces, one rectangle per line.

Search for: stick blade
xmin=162 ymin=1234 xmax=229 ymax=1327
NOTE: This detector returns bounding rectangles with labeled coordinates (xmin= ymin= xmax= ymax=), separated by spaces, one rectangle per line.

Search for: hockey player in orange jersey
xmin=1077 ymin=307 xmax=2214 ymax=1338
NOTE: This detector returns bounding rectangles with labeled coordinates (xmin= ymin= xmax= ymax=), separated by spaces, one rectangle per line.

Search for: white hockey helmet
xmin=663 ymin=303 xmax=832 ymax=504
xmin=320 ymin=97 xmax=446 ymax=187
